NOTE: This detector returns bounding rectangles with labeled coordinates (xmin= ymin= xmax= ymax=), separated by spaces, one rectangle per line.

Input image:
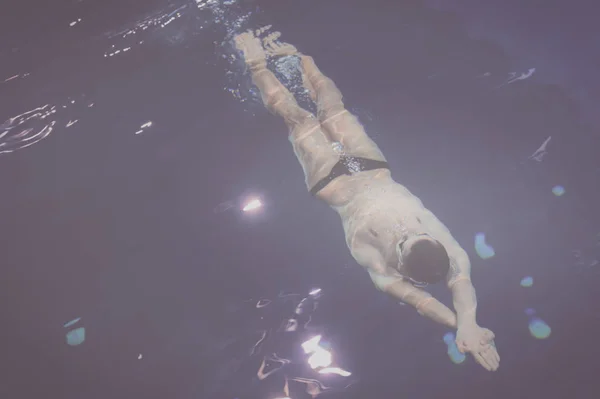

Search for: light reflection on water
xmin=1 ymin=0 xmax=255 ymax=155
xmin=199 ymin=288 xmax=355 ymax=397
xmin=5 ymin=0 xmax=599 ymax=397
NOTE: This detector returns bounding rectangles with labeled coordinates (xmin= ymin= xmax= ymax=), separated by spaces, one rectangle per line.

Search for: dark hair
xmin=403 ymin=239 xmax=450 ymax=284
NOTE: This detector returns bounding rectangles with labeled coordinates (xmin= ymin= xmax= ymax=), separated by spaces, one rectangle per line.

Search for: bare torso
xmin=317 ymin=169 xmax=437 ymax=273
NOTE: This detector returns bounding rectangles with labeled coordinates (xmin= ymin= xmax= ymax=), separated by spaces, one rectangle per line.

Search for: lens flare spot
xmin=520 ymin=276 xmax=534 ymax=287
xmin=443 ymin=332 xmax=465 ymax=364
xmin=552 ymin=185 xmax=565 ymax=196
xmin=66 ymin=327 xmax=86 ymax=346
xmin=528 ymin=317 xmax=551 ymax=339
xmin=474 ymin=232 xmax=495 ymax=259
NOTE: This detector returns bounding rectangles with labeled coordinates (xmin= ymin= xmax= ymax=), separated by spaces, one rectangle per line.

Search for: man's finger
xmin=484 ymin=347 xmax=500 ymax=370
xmin=493 ymin=349 xmax=500 ymax=365
xmin=487 ymin=343 xmax=500 ymax=364
xmin=482 ymin=350 xmax=498 ymax=371
xmin=473 ymin=352 xmax=491 ymax=371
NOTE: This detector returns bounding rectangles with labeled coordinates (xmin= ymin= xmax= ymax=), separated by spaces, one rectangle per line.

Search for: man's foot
xmin=262 ymin=31 xmax=299 ymax=58
xmin=300 ymin=55 xmax=320 ymax=81
xmin=234 ymin=29 xmax=267 ymax=70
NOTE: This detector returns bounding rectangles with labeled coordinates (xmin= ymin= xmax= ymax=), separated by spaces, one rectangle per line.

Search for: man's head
xmin=396 ymin=234 xmax=450 ymax=285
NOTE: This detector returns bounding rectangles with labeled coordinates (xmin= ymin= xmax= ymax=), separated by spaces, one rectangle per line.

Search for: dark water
xmin=1 ymin=1 xmax=599 ymax=398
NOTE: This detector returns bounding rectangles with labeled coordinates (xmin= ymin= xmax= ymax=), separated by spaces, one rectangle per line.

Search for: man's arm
xmin=419 ymin=211 xmax=500 ymax=371
xmin=420 ymin=209 xmax=478 ymax=328
xmin=375 ymin=272 xmax=458 ymax=329
xmin=354 ymin=242 xmax=457 ymax=328
xmin=447 ymin=249 xmax=478 ymax=328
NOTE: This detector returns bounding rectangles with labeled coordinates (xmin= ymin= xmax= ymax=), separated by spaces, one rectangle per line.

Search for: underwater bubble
xmin=474 ymin=232 xmax=495 ymax=259
xmin=66 ymin=327 xmax=86 ymax=346
xmin=528 ymin=317 xmax=551 ymax=339
xmin=552 ymin=185 xmax=565 ymax=196
xmin=520 ymin=276 xmax=534 ymax=287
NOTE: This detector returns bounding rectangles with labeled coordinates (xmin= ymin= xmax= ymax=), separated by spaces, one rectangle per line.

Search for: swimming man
xmin=235 ymin=28 xmax=499 ymax=371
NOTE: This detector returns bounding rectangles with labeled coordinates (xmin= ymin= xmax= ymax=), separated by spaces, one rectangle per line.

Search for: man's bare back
xmin=234 ymin=28 xmax=500 ymax=371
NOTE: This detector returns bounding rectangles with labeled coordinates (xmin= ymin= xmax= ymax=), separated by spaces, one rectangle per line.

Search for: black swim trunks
xmin=309 ymin=155 xmax=389 ymax=195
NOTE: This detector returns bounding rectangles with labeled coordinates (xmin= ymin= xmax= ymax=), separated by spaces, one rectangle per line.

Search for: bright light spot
xmin=442 ymin=332 xmax=465 ymax=364
xmin=552 ymin=185 xmax=565 ymax=196
xmin=309 ymin=288 xmax=322 ymax=296
xmin=135 ymin=130 xmax=144 ymax=135
xmin=528 ymin=317 xmax=551 ymax=339
xmin=138 ymin=354 xmax=143 ymax=360
xmin=256 ymin=299 xmax=271 ymax=308
xmin=308 ymin=347 xmax=332 ymax=369
xmin=520 ymin=276 xmax=534 ymax=287
xmin=301 ymin=335 xmax=321 ymax=354
xmin=474 ymin=232 xmax=495 ymax=259
xmin=141 ymin=121 xmax=152 ymax=128
xmin=63 ymin=317 xmax=81 ymax=328
xmin=242 ymin=198 xmax=262 ymax=212
xmin=66 ymin=120 xmax=78 ymax=127
xmin=66 ymin=327 xmax=85 ymax=346
xmin=319 ymin=367 xmax=351 ymax=377
xmin=3 ymin=74 xmax=19 ymax=82
xmin=284 ymin=319 xmax=298 ymax=332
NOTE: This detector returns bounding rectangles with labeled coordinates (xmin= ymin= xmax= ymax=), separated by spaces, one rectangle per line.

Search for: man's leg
xmin=300 ymin=55 xmax=386 ymax=161
xmin=235 ymin=31 xmax=339 ymax=191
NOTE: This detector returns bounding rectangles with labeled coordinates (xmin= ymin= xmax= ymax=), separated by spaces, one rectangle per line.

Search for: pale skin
xmin=235 ymin=29 xmax=499 ymax=371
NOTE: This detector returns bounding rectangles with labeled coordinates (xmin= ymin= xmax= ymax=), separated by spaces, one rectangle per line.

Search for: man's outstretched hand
xmin=456 ymin=324 xmax=500 ymax=371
